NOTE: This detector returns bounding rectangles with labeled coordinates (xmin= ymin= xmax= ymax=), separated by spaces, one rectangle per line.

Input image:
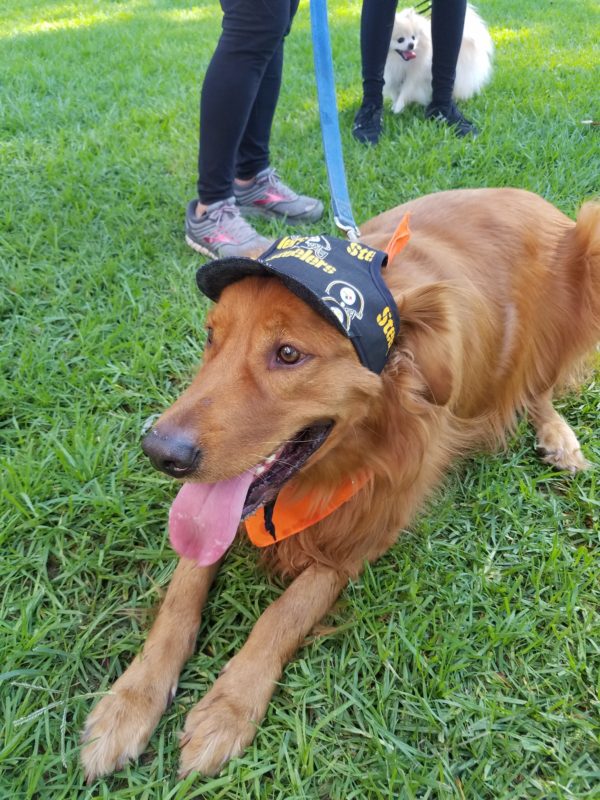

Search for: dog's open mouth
xmin=242 ymin=421 xmax=334 ymax=519
xmin=168 ymin=421 xmax=334 ymax=567
xmin=397 ymin=49 xmax=417 ymax=61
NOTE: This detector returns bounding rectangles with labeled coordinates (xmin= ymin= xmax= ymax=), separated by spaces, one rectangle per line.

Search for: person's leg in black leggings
xmin=352 ymin=0 xmax=397 ymax=144
xmin=197 ymin=0 xmax=295 ymax=205
xmin=430 ymin=0 xmax=466 ymax=109
xmin=360 ymin=0 xmax=397 ymax=109
xmin=233 ymin=44 xmax=284 ymax=182
xmin=236 ymin=0 xmax=300 ymax=181
xmin=425 ymin=0 xmax=476 ymax=135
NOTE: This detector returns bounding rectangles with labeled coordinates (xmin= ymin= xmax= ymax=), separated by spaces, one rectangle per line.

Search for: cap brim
xmin=196 ymin=257 xmax=350 ymax=339
xmin=195 ymin=257 xmax=270 ymax=302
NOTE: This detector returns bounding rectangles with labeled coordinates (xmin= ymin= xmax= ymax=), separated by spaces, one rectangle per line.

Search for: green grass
xmin=1 ymin=0 xmax=599 ymax=797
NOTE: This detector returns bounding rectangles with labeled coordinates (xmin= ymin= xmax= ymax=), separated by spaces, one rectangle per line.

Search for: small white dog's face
xmin=389 ymin=8 xmax=421 ymax=62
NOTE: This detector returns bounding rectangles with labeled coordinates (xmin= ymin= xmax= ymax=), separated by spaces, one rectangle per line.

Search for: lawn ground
xmin=1 ymin=1 xmax=599 ymax=798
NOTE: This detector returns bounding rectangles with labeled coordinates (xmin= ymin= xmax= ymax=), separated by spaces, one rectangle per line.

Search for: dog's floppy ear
xmin=396 ymin=283 xmax=458 ymax=406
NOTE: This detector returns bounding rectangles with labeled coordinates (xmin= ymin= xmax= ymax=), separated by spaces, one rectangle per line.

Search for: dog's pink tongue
xmin=168 ymin=471 xmax=255 ymax=566
xmin=405 ymin=50 xmax=416 ymax=60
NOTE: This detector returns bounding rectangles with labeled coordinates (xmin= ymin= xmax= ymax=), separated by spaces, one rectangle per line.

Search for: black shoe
xmin=352 ymin=103 xmax=383 ymax=145
xmin=425 ymin=101 xmax=479 ymax=138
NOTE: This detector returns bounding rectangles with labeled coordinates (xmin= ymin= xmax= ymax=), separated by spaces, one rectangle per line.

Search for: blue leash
xmin=310 ymin=0 xmax=360 ymax=241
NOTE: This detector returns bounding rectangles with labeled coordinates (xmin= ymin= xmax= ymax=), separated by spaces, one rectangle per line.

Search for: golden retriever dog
xmin=81 ymin=188 xmax=600 ymax=781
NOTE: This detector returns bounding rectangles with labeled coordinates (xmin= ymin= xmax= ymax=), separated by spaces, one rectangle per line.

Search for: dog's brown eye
xmin=277 ymin=345 xmax=301 ymax=365
xmin=206 ymin=327 xmax=214 ymax=345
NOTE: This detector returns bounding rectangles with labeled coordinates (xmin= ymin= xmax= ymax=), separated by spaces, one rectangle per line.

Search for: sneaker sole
xmin=237 ymin=203 xmax=324 ymax=225
xmin=185 ymin=234 xmax=219 ymax=259
xmin=185 ymin=233 xmax=272 ymax=259
xmin=425 ymin=112 xmax=478 ymax=138
xmin=352 ymin=130 xmax=380 ymax=145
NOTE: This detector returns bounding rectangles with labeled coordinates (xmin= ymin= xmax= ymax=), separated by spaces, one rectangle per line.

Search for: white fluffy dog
xmin=383 ymin=4 xmax=493 ymax=114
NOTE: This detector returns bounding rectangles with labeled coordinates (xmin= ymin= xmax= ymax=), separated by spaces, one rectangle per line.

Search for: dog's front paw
xmin=81 ymin=679 xmax=174 ymax=782
xmin=392 ymin=97 xmax=406 ymax=114
xmin=536 ymin=420 xmax=590 ymax=473
xmin=179 ymin=682 xmax=261 ymax=777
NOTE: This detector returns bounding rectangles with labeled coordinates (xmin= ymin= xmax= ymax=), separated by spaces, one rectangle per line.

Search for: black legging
xmin=360 ymin=0 xmax=467 ymax=108
xmin=197 ymin=0 xmax=300 ymax=205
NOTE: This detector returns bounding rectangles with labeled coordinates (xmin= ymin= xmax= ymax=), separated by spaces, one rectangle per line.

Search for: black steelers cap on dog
xmin=195 ymin=234 xmax=400 ymax=374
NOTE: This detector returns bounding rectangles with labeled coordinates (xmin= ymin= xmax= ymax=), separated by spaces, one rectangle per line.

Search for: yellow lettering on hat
xmin=264 ymin=247 xmax=337 ymax=274
xmin=377 ymin=306 xmax=396 ymax=348
xmin=277 ymin=236 xmax=305 ymax=250
xmin=347 ymin=242 xmax=376 ymax=262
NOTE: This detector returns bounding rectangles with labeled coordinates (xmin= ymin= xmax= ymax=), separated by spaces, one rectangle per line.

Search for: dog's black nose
xmin=407 ymin=41 xmax=415 ymax=50
xmin=141 ymin=428 xmax=202 ymax=477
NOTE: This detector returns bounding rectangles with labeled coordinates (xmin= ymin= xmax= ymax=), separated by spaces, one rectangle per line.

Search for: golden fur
xmin=82 ymin=188 xmax=600 ymax=780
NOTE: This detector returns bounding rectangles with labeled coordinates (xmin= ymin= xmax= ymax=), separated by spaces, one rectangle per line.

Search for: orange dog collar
xmin=245 ymin=470 xmax=372 ymax=547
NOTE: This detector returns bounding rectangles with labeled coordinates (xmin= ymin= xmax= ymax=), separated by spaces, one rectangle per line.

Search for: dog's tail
xmin=573 ymin=201 xmax=600 ymax=326
xmin=558 ymin=200 xmax=600 ymax=383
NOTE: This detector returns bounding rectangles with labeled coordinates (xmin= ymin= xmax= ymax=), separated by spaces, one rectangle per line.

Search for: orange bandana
xmin=244 ymin=216 xmax=410 ymax=548
xmin=245 ymin=470 xmax=372 ymax=547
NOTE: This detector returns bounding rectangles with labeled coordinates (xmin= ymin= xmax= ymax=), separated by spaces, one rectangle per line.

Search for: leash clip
xmin=334 ymin=216 xmax=361 ymax=242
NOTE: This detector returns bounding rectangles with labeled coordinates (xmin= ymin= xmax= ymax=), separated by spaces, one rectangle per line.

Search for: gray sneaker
xmin=234 ymin=168 xmax=324 ymax=224
xmin=185 ymin=198 xmax=271 ymax=259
